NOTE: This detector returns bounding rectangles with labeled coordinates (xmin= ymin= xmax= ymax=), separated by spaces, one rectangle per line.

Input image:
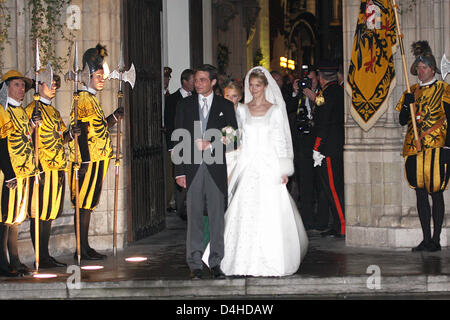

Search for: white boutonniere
xmin=221 ymin=126 xmax=237 ymax=145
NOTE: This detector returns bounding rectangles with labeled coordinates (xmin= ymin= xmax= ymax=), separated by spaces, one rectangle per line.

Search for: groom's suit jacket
xmin=173 ymin=93 xmax=238 ymax=197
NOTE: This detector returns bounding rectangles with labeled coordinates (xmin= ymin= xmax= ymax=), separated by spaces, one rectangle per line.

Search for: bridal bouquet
xmin=221 ymin=126 xmax=237 ymax=145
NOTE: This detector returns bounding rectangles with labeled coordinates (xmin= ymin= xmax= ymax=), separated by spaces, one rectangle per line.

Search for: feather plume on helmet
xmin=410 ymin=40 xmax=440 ymax=75
xmin=82 ymin=43 xmax=108 ymax=75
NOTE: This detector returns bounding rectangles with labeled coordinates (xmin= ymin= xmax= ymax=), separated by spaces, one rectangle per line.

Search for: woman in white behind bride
xmin=223 ymin=81 xmax=243 ymax=179
xmin=204 ymin=66 xmax=308 ymax=277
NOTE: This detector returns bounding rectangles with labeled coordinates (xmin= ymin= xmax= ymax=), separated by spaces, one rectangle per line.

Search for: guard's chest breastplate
xmin=69 ymin=91 xmax=113 ymax=163
xmin=404 ymin=82 xmax=447 ymax=156
xmin=36 ymin=103 xmax=67 ymax=171
xmin=6 ymin=106 xmax=36 ymax=177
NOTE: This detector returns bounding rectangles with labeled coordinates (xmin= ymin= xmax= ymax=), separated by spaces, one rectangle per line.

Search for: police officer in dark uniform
xmin=310 ymin=60 xmax=345 ymax=238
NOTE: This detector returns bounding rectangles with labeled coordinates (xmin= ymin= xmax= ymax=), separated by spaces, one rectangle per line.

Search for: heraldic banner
xmin=347 ymin=0 xmax=397 ymax=131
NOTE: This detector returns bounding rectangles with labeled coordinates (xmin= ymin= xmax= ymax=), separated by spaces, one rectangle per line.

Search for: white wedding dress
xmin=225 ymin=103 xmax=244 ymax=180
xmin=219 ymin=103 xmax=308 ymax=277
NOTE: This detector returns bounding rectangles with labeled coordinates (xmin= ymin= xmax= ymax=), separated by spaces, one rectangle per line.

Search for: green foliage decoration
xmin=217 ymin=43 xmax=230 ymax=74
xmin=28 ymin=0 xmax=74 ymax=73
xmin=398 ymin=0 xmax=418 ymax=14
xmin=253 ymin=48 xmax=264 ymax=67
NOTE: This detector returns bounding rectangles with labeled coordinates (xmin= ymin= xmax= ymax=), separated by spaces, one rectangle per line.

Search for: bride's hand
xmin=281 ymin=175 xmax=288 ymax=184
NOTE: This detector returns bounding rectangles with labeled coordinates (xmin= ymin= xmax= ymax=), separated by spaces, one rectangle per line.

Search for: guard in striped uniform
xmin=0 ymin=70 xmax=35 ymax=277
xmin=396 ymin=41 xmax=450 ymax=252
xmin=311 ymin=60 xmax=345 ymax=238
xmin=25 ymin=72 xmax=78 ymax=268
xmin=68 ymin=44 xmax=123 ymax=260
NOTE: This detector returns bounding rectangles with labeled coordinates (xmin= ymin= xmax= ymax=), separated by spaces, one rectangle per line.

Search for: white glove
xmin=313 ymin=150 xmax=325 ymax=167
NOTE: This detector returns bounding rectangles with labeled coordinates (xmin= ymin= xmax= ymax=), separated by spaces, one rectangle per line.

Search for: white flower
xmin=221 ymin=126 xmax=237 ymax=145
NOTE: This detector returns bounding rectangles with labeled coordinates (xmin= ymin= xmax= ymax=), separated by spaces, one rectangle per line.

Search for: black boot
xmin=8 ymin=224 xmax=31 ymax=275
xmin=412 ymin=240 xmax=433 ymax=252
xmin=31 ymin=219 xmax=66 ymax=268
xmin=430 ymin=192 xmax=444 ymax=252
xmin=414 ymin=189 xmax=432 ymax=251
xmin=0 ymin=224 xmax=21 ymax=277
xmin=74 ymin=209 xmax=106 ymax=260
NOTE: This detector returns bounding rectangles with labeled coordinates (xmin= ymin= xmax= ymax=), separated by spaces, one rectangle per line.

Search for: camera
xmin=295 ymin=65 xmax=314 ymax=134
xmin=297 ymin=65 xmax=312 ymax=90
xmin=299 ymin=77 xmax=312 ymax=90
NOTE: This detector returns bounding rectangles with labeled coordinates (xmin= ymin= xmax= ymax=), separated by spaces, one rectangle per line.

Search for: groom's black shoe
xmin=190 ymin=269 xmax=203 ymax=280
xmin=210 ymin=266 xmax=226 ymax=279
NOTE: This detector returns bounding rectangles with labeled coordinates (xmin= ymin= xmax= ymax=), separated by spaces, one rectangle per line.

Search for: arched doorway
xmin=287 ymin=12 xmax=318 ymax=68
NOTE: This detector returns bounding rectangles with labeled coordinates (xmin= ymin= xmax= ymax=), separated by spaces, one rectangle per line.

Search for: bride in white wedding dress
xmin=205 ymin=67 xmax=308 ymax=277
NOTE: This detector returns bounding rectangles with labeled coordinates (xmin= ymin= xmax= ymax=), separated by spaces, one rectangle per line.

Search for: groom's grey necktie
xmin=202 ymin=97 xmax=208 ymax=118
xmin=199 ymin=97 xmax=210 ymax=135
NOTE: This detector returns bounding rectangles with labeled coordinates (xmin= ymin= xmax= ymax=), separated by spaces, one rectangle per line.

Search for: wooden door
xmin=124 ymin=0 xmax=165 ymax=242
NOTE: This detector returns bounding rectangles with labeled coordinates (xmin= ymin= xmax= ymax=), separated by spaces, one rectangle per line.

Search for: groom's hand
xmin=195 ymin=139 xmax=212 ymax=151
xmin=281 ymin=175 xmax=288 ymax=184
xmin=176 ymin=176 xmax=187 ymax=188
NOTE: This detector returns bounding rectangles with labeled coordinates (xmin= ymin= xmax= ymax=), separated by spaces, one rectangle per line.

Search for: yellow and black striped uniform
xmin=0 ymin=103 xmax=36 ymax=224
xmin=25 ymin=100 xmax=67 ymax=221
xmin=396 ymin=80 xmax=450 ymax=193
xmin=68 ymin=90 xmax=112 ymax=210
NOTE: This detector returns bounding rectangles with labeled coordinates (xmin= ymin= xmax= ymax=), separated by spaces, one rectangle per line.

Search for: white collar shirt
xmin=179 ymin=87 xmax=191 ymax=98
xmin=198 ymin=93 xmax=214 ymax=114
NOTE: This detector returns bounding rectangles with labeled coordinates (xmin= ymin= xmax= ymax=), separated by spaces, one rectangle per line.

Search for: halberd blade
xmin=64 ymin=70 xmax=76 ymax=82
xmin=0 ymin=82 xmax=8 ymax=110
xmin=441 ymin=54 xmax=450 ymax=80
xmin=123 ymin=63 xmax=136 ymax=89
xmin=41 ymin=63 xmax=53 ymax=90
xmin=73 ymin=41 xmax=79 ymax=73
xmin=80 ymin=63 xmax=91 ymax=88
xmin=35 ymin=40 xmax=41 ymax=72
xmin=107 ymin=69 xmax=120 ymax=81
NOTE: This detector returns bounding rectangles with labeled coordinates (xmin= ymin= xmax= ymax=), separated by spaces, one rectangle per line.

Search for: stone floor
xmin=0 ymin=211 xmax=449 ymax=299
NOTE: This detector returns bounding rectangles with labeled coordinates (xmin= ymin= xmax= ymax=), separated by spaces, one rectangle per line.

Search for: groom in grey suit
xmin=173 ymin=64 xmax=238 ymax=279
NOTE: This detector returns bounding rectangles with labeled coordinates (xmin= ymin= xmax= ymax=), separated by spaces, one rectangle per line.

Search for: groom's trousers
xmin=186 ymin=164 xmax=225 ymax=271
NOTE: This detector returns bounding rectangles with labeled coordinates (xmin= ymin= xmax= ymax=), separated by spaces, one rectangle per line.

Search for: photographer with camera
xmin=290 ymin=66 xmax=324 ymax=231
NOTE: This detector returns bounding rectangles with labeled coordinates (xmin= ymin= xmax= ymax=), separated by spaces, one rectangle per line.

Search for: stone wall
xmin=0 ymin=0 xmax=125 ymax=261
xmin=343 ymin=0 xmax=450 ymax=248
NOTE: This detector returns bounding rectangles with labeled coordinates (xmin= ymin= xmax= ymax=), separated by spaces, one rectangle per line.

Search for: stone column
xmin=343 ymin=0 xmax=450 ymax=248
